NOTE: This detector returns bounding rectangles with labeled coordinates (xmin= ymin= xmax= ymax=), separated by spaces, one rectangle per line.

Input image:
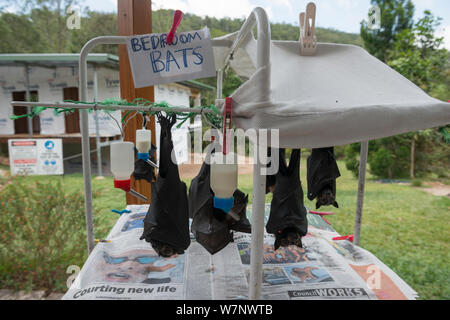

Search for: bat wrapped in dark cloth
xmin=189 ymin=156 xmax=251 ymax=254
xmin=266 ymin=149 xmax=308 ymax=250
xmin=307 ymin=147 xmax=341 ymax=209
xmin=133 ymin=143 xmax=157 ymax=183
xmin=140 ymin=114 xmax=190 ymax=257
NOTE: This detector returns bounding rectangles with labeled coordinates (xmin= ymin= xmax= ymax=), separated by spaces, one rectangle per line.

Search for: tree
xmin=354 ymin=2 xmax=450 ymax=180
xmin=0 ymin=13 xmax=43 ymax=53
xmin=360 ymin=0 xmax=414 ymax=62
xmin=387 ymin=11 xmax=449 ymax=99
xmin=387 ymin=11 xmax=449 ymax=178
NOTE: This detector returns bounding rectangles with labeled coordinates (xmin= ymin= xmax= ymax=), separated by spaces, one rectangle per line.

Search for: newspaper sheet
xmin=63 ymin=205 xmax=418 ymax=300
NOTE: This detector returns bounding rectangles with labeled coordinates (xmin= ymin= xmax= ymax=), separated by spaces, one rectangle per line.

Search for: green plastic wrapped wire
xmin=9 ymin=98 xmax=223 ymax=129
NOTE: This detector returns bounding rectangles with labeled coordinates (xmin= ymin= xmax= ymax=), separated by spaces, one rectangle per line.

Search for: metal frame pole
xmin=93 ymin=65 xmax=103 ymax=177
xmin=354 ymin=140 xmax=369 ymax=246
xmin=216 ymin=69 xmax=223 ymax=100
xmin=243 ymin=7 xmax=270 ymax=300
xmin=79 ymin=36 xmax=128 ymax=253
xmin=11 ymin=101 xmax=217 ymax=114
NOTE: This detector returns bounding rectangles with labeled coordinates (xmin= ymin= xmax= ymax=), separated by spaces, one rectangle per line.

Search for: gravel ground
xmin=0 ymin=289 xmax=64 ymax=300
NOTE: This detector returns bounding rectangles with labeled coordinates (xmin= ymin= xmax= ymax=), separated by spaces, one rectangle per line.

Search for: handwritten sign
xmin=126 ymin=27 xmax=216 ymax=88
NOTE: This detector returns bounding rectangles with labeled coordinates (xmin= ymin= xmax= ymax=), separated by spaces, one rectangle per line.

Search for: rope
xmin=10 ymin=98 xmax=224 ymax=130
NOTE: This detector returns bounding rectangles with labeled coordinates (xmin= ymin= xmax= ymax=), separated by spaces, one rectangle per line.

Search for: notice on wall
xmin=126 ymin=27 xmax=216 ymax=88
xmin=8 ymin=139 xmax=63 ymax=176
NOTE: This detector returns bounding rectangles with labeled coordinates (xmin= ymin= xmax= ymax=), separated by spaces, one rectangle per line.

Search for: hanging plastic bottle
xmin=111 ymin=141 xmax=134 ymax=191
xmin=136 ymin=129 xmax=151 ymax=161
xmin=111 ymin=141 xmax=147 ymax=201
xmin=210 ymin=151 xmax=238 ymax=213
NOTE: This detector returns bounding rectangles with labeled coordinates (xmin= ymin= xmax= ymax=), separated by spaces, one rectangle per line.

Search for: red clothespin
xmin=332 ymin=234 xmax=354 ymax=242
xmin=223 ymin=97 xmax=233 ymax=154
xmin=309 ymin=210 xmax=334 ymax=216
xmin=166 ymin=10 xmax=183 ymax=45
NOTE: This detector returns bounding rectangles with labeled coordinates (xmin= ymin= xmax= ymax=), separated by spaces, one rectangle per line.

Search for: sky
xmin=4 ymin=0 xmax=450 ymax=48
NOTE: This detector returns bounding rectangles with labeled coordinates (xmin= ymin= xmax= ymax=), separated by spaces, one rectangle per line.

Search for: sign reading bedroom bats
xmin=126 ymin=28 xmax=216 ymax=88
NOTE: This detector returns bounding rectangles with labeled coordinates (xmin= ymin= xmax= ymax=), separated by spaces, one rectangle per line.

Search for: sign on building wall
xmin=88 ymin=111 xmax=122 ymax=136
xmin=154 ymin=84 xmax=192 ymax=165
xmin=126 ymin=28 xmax=216 ymax=88
xmin=40 ymin=109 xmax=66 ymax=135
xmin=8 ymin=139 xmax=63 ymax=175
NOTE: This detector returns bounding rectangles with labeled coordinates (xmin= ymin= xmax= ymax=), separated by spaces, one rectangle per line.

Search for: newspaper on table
xmin=63 ymin=205 xmax=418 ymax=300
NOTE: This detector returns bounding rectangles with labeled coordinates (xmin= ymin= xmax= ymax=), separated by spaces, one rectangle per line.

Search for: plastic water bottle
xmin=136 ymin=129 xmax=151 ymax=161
xmin=110 ymin=141 xmax=134 ymax=192
xmin=210 ymin=152 xmax=238 ymax=213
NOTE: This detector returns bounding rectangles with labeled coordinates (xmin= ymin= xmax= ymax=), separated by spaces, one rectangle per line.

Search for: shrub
xmin=344 ymin=131 xmax=449 ymax=180
xmin=411 ymin=179 xmax=422 ymax=187
xmin=0 ymin=177 xmax=88 ymax=293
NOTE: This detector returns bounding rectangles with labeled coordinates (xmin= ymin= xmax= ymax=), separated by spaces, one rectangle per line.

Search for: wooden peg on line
xmin=299 ymin=2 xmax=317 ymax=56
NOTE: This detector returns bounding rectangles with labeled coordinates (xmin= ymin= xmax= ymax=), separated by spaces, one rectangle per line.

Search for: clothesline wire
xmin=10 ymin=98 xmax=224 ymax=131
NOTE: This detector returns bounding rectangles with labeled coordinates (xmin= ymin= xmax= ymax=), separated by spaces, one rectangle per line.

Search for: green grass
xmin=1 ymin=159 xmax=448 ymax=299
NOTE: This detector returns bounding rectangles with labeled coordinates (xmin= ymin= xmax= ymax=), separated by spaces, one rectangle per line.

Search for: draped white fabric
xmin=213 ymin=33 xmax=450 ymax=148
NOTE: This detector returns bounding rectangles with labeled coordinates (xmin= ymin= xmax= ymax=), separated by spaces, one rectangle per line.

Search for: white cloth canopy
xmin=213 ymin=32 xmax=450 ymax=148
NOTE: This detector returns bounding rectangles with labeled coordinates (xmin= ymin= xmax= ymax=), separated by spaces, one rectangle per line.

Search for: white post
xmin=24 ymin=64 xmax=33 ymax=138
xmin=217 ymin=69 xmax=223 ymax=100
xmin=249 ymin=144 xmax=266 ymax=300
xmin=354 ymin=140 xmax=369 ymax=246
xmin=246 ymin=7 xmax=271 ymax=300
xmin=93 ymin=65 xmax=103 ymax=177
xmin=79 ymin=36 xmax=128 ymax=253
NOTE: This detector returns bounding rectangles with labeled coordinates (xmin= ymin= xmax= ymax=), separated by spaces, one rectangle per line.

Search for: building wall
xmin=0 ymin=63 xmax=198 ymax=172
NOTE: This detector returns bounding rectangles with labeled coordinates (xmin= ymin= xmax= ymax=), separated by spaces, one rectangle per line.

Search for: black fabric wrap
xmin=133 ymin=159 xmax=156 ymax=183
xmin=266 ymin=149 xmax=308 ymax=237
xmin=189 ymin=159 xmax=251 ymax=254
xmin=265 ymin=147 xmax=277 ymax=194
xmin=306 ymin=147 xmax=341 ymax=205
xmin=133 ymin=143 xmax=157 ymax=183
xmin=140 ymin=114 xmax=190 ymax=252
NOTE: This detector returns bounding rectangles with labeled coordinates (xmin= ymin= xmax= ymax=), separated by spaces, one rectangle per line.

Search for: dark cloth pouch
xmin=265 ymin=147 xmax=277 ymax=194
xmin=189 ymin=159 xmax=251 ymax=254
xmin=227 ymin=189 xmax=251 ymax=233
xmin=140 ymin=114 xmax=190 ymax=257
xmin=306 ymin=147 xmax=341 ymax=209
xmin=133 ymin=143 xmax=157 ymax=183
xmin=133 ymin=159 xmax=156 ymax=183
xmin=266 ymin=149 xmax=308 ymax=249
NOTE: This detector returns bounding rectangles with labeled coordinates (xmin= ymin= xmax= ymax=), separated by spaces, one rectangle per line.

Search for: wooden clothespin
xmin=299 ymin=2 xmax=317 ymax=56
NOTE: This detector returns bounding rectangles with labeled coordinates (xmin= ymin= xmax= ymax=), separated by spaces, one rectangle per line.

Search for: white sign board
xmin=8 ymin=139 xmax=64 ymax=175
xmin=172 ymin=130 xmax=189 ymax=164
xmin=126 ymin=28 xmax=216 ymax=88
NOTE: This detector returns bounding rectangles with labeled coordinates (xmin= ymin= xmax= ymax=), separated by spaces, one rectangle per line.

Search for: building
xmin=0 ymin=53 xmax=213 ymax=174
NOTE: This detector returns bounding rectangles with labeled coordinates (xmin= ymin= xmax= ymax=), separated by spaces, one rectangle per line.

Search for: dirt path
xmin=419 ymin=182 xmax=450 ymax=197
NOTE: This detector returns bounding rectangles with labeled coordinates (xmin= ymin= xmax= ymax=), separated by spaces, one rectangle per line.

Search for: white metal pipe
xmin=79 ymin=36 xmax=128 ymax=254
xmin=10 ymin=101 xmax=216 ymax=114
xmin=249 ymin=151 xmax=266 ymax=300
xmin=241 ymin=7 xmax=270 ymax=300
xmin=217 ymin=69 xmax=223 ymax=99
xmin=93 ymin=66 xmax=103 ymax=177
xmin=354 ymin=140 xmax=369 ymax=246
